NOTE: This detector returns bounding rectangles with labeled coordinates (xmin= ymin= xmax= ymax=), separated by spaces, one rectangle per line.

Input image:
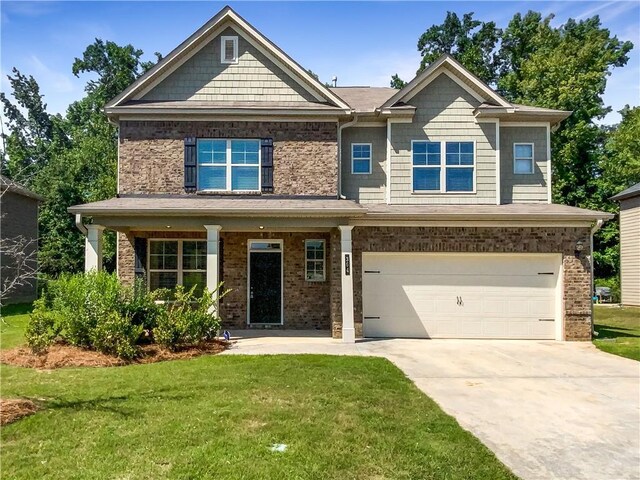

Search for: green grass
xmin=593 ymin=306 xmax=640 ymax=361
xmin=0 ymin=303 xmax=33 ymax=350
xmin=0 ymin=307 xmax=515 ymax=479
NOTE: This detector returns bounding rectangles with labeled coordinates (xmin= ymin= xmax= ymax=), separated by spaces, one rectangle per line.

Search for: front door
xmin=248 ymin=240 xmax=282 ymax=324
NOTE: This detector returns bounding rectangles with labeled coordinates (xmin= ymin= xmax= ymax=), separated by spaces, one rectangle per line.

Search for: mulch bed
xmin=1 ymin=398 xmax=39 ymax=426
xmin=0 ymin=340 xmax=229 ymax=369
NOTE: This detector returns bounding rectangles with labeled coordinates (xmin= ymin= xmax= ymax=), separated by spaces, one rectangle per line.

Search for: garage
xmin=362 ymin=253 xmax=562 ymax=340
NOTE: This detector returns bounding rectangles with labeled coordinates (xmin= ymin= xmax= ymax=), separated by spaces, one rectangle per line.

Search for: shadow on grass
xmin=42 ymin=390 xmax=193 ymax=418
xmin=1 ymin=303 xmax=34 ymax=317
xmin=594 ymin=325 xmax=640 ymax=339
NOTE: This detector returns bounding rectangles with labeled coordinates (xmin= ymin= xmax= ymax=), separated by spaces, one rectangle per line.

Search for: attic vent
xmin=221 ymin=36 xmax=238 ymax=64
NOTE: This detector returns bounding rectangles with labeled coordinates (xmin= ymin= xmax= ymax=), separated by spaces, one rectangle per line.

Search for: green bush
xmin=123 ymin=278 xmax=165 ymax=334
xmin=24 ymin=301 xmax=61 ymax=354
xmin=90 ymin=311 xmax=143 ymax=360
xmin=155 ymin=285 xmax=224 ymax=351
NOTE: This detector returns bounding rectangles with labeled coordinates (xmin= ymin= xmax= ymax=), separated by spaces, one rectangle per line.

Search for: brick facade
xmin=329 ymin=226 xmax=593 ymax=341
xmin=118 ymin=121 xmax=338 ymax=196
xmin=118 ymin=230 xmax=332 ymax=330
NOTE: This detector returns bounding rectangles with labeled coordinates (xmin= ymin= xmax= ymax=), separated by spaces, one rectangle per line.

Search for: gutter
xmin=75 ymin=213 xmax=88 ymax=235
xmin=590 ymin=218 xmax=605 ymax=337
xmin=337 ymin=113 xmax=358 ymax=198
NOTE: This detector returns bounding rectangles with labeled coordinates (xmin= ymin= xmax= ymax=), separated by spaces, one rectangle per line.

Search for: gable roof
xmin=106 ymin=6 xmax=351 ymax=113
xmin=380 ymin=55 xmax=512 ymax=111
xmin=0 ymin=175 xmax=45 ymax=202
xmin=611 ymin=182 xmax=640 ymax=202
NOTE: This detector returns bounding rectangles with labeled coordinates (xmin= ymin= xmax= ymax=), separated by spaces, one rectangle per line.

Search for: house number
xmin=344 ymin=254 xmax=351 ymax=276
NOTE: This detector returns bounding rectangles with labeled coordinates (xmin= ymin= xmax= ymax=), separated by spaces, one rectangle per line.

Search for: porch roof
xmin=68 ymin=195 xmax=366 ymax=217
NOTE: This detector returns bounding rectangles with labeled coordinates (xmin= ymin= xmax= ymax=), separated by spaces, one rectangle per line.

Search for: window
xmin=412 ymin=141 xmax=441 ymax=191
xmin=197 ymin=139 xmax=260 ymax=192
xmin=305 ymin=240 xmax=325 ymax=281
xmin=149 ymin=240 xmax=207 ymax=296
xmin=514 ymin=143 xmax=534 ymax=174
xmin=412 ymin=141 xmax=475 ymax=193
xmin=352 ymin=143 xmax=372 ymax=174
xmin=221 ymin=36 xmax=238 ymax=64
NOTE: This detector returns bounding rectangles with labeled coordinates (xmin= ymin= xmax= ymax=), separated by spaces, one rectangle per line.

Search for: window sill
xmin=411 ymin=191 xmax=476 ymax=195
xmin=196 ymin=190 xmax=262 ymax=196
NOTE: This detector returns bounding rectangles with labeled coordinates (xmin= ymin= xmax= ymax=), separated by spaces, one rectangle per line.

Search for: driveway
xmin=223 ymin=335 xmax=640 ymax=480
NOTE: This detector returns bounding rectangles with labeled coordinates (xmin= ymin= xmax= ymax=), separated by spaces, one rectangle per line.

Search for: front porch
xmin=72 ymin=196 xmax=364 ymax=343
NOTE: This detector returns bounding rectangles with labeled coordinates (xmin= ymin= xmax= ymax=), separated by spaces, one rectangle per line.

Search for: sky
xmin=1 ymin=1 xmax=639 ymax=125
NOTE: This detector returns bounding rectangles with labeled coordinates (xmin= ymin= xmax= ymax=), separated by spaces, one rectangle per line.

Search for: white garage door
xmin=362 ymin=253 xmax=562 ymax=340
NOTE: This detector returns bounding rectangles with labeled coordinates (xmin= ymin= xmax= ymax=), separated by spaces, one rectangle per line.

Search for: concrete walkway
xmin=222 ymin=333 xmax=640 ymax=480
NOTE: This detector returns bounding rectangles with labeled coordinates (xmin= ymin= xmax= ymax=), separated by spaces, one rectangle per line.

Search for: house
xmin=1 ymin=175 xmax=44 ymax=305
xmin=611 ymin=183 xmax=640 ymax=306
xmin=68 ymin=6 xmax=613 ymax=342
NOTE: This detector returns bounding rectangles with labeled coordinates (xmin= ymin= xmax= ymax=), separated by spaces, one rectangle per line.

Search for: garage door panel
xmin=362 ymin=253 xmax=560 ymax=339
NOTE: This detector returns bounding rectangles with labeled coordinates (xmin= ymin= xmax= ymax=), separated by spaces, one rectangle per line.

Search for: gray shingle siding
xmin=142 ymin=27 xmax=319 ymax=104
xmin=341 ymin=126 xmax=386 ymax=203
xmin=389 ymin=74 xmax=497 ymax=205
xmin=500 ymin=126 xmax=549 ymax=203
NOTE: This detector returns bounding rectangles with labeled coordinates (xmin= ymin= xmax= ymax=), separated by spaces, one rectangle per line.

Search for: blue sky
xmin=1 ymin=1 xmax=638 ymax=124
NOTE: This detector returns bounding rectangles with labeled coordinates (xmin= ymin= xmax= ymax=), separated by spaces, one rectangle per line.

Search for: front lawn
xmin=593 ymin=305 xmax=640 ymax=361
xmin=1 ymin=309 xmax=515 ymax=479
xmin=0 ymin=303 xmax=33 ymax=350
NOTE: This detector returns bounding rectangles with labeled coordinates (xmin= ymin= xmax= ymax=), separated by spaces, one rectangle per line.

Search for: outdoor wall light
xmin=575 ymin=239 xmax=584 ymax=256
xmin=259 ymin=225 xmax=264 ymax=230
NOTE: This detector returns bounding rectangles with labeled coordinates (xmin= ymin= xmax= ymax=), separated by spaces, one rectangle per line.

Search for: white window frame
xmin=220 ymin=36 xmax=238 ymax=64
xmin=411 ymin=140 xmax=477 ymax=194
xmin=147 ymin=239 xmax=207 ymax=292
xmin=304 ymin=239 xmax=326 ymax=282
xmin=513 ymin=142 xmax=535 ymax=175
xmin=351 ymin=143 xmax=372 ymax=175
xmin=197 ymin=139 xmax=261 ymax=193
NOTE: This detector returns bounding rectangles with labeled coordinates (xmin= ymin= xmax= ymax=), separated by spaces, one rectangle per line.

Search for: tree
xmin=416 ymin=12 xmax=501 ymax=84
xmin=390 ymin=74 xmax=406 ymax=89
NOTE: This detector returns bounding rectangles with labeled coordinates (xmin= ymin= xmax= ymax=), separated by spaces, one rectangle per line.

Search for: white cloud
xmin=575 ymin=0 xmax=639 ymax=23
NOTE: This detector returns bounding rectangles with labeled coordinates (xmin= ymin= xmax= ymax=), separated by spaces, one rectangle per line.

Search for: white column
xmin=204 ymin=225 xmax=222 ymax=296
xmin=84 ymin=225 xmax=105 ymax=272
xmin=339 ymin=225 xmax=355 ymax=343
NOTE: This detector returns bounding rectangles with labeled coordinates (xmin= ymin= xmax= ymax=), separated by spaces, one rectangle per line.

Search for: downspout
xmin=590 ymin=218 xmax=604 ymax=336
xmin=338 ymin=112 xmax=358 ymax=199
xmin=75 ymin=213 xmax=88 ymax=236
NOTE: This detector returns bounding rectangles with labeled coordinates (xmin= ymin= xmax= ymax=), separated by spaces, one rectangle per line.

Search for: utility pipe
xmin=590 ymin=218 xmax=605 ymax=336
xmin=337 ymin=113 xmax=358 ymax=199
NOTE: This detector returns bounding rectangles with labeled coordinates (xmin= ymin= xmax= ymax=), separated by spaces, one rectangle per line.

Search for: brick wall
xmin=119 ymin=121 xmax=338 ymax=196
xmin=117 ymin=230 xmax=332 ymax=330
xmin=329 ymin=226 xmax=593 ymax=341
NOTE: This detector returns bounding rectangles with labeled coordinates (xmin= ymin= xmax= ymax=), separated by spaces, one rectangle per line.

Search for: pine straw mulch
xmin=1 ymin=398 xmax=40 ymax=426
xmin=0 ymin=340 xmax=229 ymax=370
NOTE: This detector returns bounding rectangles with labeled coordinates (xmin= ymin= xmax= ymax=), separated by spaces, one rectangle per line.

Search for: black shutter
xmin=184 ymin=137 xmax=197 ymax=192
xmin=261 ymin=138 xmax=273 ymax=193
xmin=134 ymin=237 xmax=147 ymax=282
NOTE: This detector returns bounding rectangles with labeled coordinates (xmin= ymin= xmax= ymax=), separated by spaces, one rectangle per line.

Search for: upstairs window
xmin=514 ymin=143 xmax=534 ymax=174
xmin=351 ymin=143 xmax=372 ymax=174
xmin=412 ymin=141 xmax=475 ymax=193
xmin=197 ymin=139 xmax=260 ymax=192
xmin=221 ymin=36 xmax=238 ymax=64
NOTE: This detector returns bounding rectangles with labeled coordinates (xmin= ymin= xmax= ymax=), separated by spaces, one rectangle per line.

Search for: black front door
xmin=249 ymin=250 xmax=282 ymax=324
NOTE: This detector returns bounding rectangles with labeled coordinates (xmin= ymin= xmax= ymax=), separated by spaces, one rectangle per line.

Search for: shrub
xmin=25 ymin=300 xmax=61 ymax=354
xmin=90 ymin=311 xmax=143 ymax=360
xmin=123 ymin=278 xmax=165 ymax=334
xmin=155 ymin=285 xmax=224 ymax=351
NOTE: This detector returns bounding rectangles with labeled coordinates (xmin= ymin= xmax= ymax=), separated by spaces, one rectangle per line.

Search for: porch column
xmin=204 ymin=225 xmax=222 ymax=297
xmin=84 ymin=224 xmax=105 ymax=272
xmin=339 ymin=225 xmax=355 ymax=343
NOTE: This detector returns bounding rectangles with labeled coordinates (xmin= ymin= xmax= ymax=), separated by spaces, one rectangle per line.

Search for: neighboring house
xmin=69 ymin=6 xmax=612 ymax=342
xmin=611 ymin=183 xmax=640 ymax=306
xmin=1 ymin=175 xmax=43 ymax=304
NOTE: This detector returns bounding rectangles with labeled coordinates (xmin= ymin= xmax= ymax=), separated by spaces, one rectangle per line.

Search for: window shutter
xmin=261 ymin=138 xmax=274 ymax=193
xmin=134 ymin=237 xmax=147 ymax=283
xmin=184 ymin=137 xmax=197 ymax=192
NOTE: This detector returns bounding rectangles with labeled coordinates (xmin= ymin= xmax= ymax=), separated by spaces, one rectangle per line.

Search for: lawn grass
xmin=593 ymin=305 xmax=640 ymax=361
xmin=0 ymin=303 xmax=33 ymax=350
xmin=0 ymin=308 xmax=515 ymax=479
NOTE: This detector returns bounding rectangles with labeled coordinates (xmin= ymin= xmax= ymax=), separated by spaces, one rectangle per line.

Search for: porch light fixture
xmin=259 ymin=225 xmax=264 ymax=230
xmin=166 ymin=225 xmax=171 ymax=229
xmin=575 ymin=239 xmax=584 ymax=256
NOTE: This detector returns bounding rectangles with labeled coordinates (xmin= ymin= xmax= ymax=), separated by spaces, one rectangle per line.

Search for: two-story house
xmin=69 ymin=6 xmax=612 ymax=342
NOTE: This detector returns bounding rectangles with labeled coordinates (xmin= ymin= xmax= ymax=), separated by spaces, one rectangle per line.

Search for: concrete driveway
xmin=223 ymin=335 xmax=640 ymax=480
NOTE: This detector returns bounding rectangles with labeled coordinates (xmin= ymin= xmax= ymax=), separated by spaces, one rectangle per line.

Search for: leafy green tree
xmin=390 ymin=74 xmax=406 ymax=89
xmin=416 ymin=12 xmax=501 ymax=84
